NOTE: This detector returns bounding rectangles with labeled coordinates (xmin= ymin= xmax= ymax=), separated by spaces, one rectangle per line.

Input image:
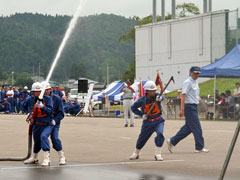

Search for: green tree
xmin=15 ymin=72 xmax=33 ymax=88
xmin=0 ymin=67 xmax=8 ymax=80
xmin=0 ymin=13 xmax=136 ymax=83
xmin=176 ymin=3 xmax=200 ymax=17
xmin=121 ymin=59 xmax=135 ymax=82
xmin=70 ymin=63 xmax=87 ymax=79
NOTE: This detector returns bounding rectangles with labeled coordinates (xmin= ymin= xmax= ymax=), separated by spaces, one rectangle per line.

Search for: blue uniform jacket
xmin=53 ymin=90 xmax=63 ymax=97
xmin=13 ymin=91 xmax=19 ymax=99
xmin=131 ymin=93 xmax=164 ymax=122
xmin=19 ymin=91 xmax=29 ymax=102
xmin=24 ymin=95 xmax=53 ymax=124
xmin=66 ymin=103 xmax=74 ymax=112
xmin=52 ymin=94 xmax=64 ymax=124
xmin=1 ymin=91 xmax=7 ymax=101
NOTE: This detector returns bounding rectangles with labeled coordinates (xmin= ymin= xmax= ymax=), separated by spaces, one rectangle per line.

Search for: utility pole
xmin=11 ymin=71 xmax=14 ymax=86
xmin=107 ymin=64 xmax=109 ymax=85
xmin=38 ymin=62 xmax=40 ymax=81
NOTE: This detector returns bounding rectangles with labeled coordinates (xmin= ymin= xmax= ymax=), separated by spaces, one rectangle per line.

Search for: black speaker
xmin=78 ymin=79 xmax=88 ymax=93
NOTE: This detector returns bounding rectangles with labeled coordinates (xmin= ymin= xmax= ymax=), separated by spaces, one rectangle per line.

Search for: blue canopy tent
xmin=200 ymin=45 xmax=240 ymax=78
xmin=200 ymin=44 xmax=240 ymax=119
xmin=108 ymin=81 xmax=147 ymax=101
xmin=91 ymin=81 xmax=124 ymax=101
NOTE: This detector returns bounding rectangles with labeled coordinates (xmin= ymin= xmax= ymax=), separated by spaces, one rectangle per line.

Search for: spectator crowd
xmin=0 ymin=85 xmax=81 ymax=116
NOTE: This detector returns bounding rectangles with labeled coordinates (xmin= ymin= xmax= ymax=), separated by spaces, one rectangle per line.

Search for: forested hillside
xmin=0 ymin=13 xmax=136 ymax=83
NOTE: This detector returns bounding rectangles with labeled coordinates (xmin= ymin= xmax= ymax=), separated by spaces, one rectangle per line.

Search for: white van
xmin=67 ymin=88 xmax=100 ymax=103
xmin=67 ymin=89 xmax=78 ymax=101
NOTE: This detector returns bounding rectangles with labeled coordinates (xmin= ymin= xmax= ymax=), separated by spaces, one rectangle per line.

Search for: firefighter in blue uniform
xmin=0 ymin=86 xmax=5 ymax=103
xmin=19 ymin=86 xmax=29 ymax=113
xmin=16 ymin=88 xmax=22 ymax=113
xmin=130 ymin=81 xmax=165 ymax=161
xmin=1 ymin=98 xmax=11 ymax=114
xmin=24 ymin=82 xmax=54 ymax=167
xmin=69 ymin=99 xmax=81 ymax=116
xmin=1 ymin=86 xmax=7 ymax=103
xmin=41 ymin=81 xmax=66 ymax=165
xmin=62 ymin=99 xmax=69 ymax=114
xmin=12 ymin=87 xmax=19 ymax=113
xmin=53 ymin=86 xmax=63 ymax=98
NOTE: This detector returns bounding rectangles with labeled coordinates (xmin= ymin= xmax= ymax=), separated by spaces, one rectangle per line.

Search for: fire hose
xmin=0 ymin=124 xmax=32 ymax=161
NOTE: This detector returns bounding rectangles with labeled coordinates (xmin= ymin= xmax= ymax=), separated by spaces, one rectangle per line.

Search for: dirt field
xmin=0 ymin=115 xmax=239 ymax=179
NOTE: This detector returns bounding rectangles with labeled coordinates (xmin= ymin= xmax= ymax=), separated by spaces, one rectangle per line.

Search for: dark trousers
xmin=51 ymin=123 xmax=63 ymax=151
xmin=33 ymin=124 xmax=54 ymax=153
xmin=12 ymin=99 xmax=17 ymax=113
xmin=136 ymin=119 xmax=165 ymax=150
xmin=170 ymin=104 xmax=204 ymax=150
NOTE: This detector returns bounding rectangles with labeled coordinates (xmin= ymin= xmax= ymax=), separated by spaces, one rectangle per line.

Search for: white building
xmin=135 ymin=10 xmax=231 ymax=91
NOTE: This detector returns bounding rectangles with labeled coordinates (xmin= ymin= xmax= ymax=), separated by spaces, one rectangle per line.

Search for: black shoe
xmin=124 ymin=124 xmax=128 ymax=127
xmin=130 ymin=124 xmax=134 ymax=127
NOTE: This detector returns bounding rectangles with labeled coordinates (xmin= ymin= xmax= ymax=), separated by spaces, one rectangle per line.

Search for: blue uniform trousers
xmin=19 ymin=100 xmax=24 ymax=113
xmin=170 ymin=104 xmax=204 ymax=150
xmin=16 ymin=99 xmax=20 ymax=113
xmin=136 ymin=119 xmax=165 ymax=150
xmin=12 ymin=99 xmax=17 ymax=113
xmin=7 ymin=98 xmax=13 ymax=113
xmin=51 ymin=123 xmax=62 ymax=151
xmin=33 ymin=124 xmax=54 ymax=153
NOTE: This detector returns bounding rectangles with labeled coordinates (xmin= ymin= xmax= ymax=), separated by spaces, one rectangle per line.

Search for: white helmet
xmin=144 ymin=81 xmax=157 ymax=91
xmin=24 ymin=86 xmax=28 ymax=90
xmin=31 ymin=82 xmax=42 ymax=92
xmin=41 ymin=81 xmax=51 ymax=90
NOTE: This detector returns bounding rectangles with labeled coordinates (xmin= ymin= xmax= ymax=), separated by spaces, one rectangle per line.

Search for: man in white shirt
xmin=6 ymin=86 xmax=14 ymax=113
xmin=121 ymin=80 xmax=135 ymax=127
xmin=167 ymin=66 xmax=209 ymax=153
xmin=233 ymin=82 xmax=240 ymax=97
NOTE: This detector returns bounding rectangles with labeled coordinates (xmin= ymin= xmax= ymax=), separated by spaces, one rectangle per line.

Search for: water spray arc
xmin=40 ymin=0 xmax=87 ymax=99
xmin=0 ymin=0 xmax=87 ymax=161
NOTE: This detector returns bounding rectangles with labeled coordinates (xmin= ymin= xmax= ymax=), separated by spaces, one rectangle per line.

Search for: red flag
xmin=138 ymin=80 xmax=145 ymax=98
xmin=155 ymin=71 xmax=163 ymax=93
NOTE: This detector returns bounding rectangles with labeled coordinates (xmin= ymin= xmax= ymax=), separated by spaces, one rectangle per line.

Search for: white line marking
xmin=205 ymin=129 xmax=235 ymax=133
xmin=120 ymin=137 xmax=131 ymax=140
xmin=1 ymin=160 xmax=184 ymax=170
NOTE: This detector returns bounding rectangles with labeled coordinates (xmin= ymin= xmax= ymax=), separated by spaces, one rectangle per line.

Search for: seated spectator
xmin=218 ymin=93 xmax=227 ymax=119
xmin=225 ymin=90 xmax=234 ymax=119
xmin=233 ymin=82 xmax=240 ymax=97
xmin=63 ymin=100 xmax=73 ymax=115
xmin=215 ymin=89 xmax=221 ymax=103
xmin=1 ymin=98 xmax=11 ymax=114
xmin=218 ymin=93 xmax=226 ymax=105
xmin=69 ymin=99 xmax=81 ymax=116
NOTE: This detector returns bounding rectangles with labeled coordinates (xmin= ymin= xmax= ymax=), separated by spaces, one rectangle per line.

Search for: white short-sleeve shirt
xmin=182 ymin=77 xmax=199 ymax=104
xmin=7 ymin=90 xmax=14 ymax=98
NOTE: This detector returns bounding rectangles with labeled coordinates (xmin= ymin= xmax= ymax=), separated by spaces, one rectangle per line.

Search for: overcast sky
xmin=0 ymin=0 xmax=239 ymax=18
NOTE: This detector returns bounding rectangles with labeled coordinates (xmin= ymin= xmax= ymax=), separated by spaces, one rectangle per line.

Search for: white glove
xmin=156 ymin=95 xmax=163 ymax=102
xmin=142 ymin=114 xmax=148 ymax=120
xmin=36 ymin=102 xmax=44 ymax=108
xmin=50 ymin=120 xmax=56 ymax=126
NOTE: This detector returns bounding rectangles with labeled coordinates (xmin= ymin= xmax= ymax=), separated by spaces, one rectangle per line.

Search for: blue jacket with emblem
xmin=131 ymin=93 xmax=164 ymax=122
xmin=24 ymin=95 xmax=53 ymax=124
